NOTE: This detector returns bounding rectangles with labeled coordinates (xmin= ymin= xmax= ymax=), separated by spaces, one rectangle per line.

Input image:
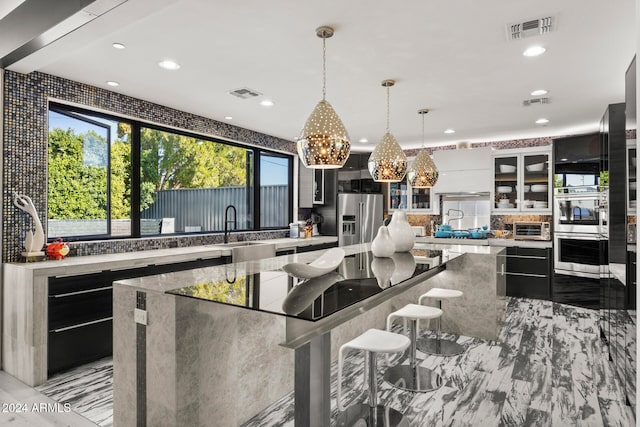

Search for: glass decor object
xmin=407 ymin=109 xmax=439 ymax=188
xmin=368 ymin=80 xmax=407 ymax=182
xmin=298 ymin=26 xmax=351 ymax=169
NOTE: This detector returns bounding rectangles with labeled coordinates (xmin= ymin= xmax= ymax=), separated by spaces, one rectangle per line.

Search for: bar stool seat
xmin=337 ymin=329 xmax=411 ymax=427
xmin=383 ymin=304 xmax=443 ymax=393
xmin=417 ymin=288 xmax=465 ymax=356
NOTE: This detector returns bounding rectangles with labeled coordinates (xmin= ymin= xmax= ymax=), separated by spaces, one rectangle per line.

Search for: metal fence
xmin=141 ymin=185 xmax=288 ymax=232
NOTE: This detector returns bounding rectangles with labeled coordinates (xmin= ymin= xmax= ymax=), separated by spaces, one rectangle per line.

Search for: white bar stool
xmin=336 ymin=328 xmax=411 ymax=427
xmin=417 ymin=287 xmax=465 ymax=356
xmin=383 ymin=304 xmax=443 ymax=392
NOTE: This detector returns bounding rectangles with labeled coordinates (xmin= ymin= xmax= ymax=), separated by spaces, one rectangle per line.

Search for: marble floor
xmin=16 ymin=298 xmax=635 ymax=427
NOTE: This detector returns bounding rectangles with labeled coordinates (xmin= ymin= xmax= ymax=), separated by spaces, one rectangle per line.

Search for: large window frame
xmin=48 ymin=102 xmax=294 ymax=241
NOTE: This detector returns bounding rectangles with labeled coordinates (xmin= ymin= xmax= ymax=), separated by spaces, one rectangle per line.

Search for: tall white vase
xmin=371 ymin=225 xmax=395 ymax=258
xmin=387 ymin=210 xmax=415 ymax=252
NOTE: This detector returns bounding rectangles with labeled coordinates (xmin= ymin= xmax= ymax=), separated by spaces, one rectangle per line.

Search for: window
xmin=259 ymin=152 xmax=291 ymax=228
xmin=47 ymin=103 xmax=292 ymax=240
xmin=47 ymin=107 xmax=131 ymax=238
xmin=139 ymin=127 xmax=253 ymax=234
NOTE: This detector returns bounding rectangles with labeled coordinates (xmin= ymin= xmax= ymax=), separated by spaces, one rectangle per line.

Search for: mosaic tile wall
xmin=2 ymin=70 xmax=295 ymax=262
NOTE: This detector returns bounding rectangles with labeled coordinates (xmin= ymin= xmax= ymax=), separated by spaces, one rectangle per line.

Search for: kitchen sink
xmin=222 ymin=241 xmax=270 ymax=247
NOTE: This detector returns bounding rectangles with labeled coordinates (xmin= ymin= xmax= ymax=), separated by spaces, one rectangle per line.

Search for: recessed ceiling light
xmin=106 ymin=81 xmax=119 ymax=87
xmin=444 ymin=129 xmax=456 ymax=134
xmin=158 ymin=60 xmax=180 ymax=70
xmin=523 ymin=46 xmax=546 ymax=57
xmin=560 ymin=158 xmax=568 ymax=161
xmin=359 ymin=138 xmax=369 ymax=143
xmin=260 ymin=99 xmax=274 ymax=107
xmin=536 ymin=118 xmax=549 ymax=124
xmin=112 ymin=42 xmax=125 ymax=49
xmin=531 ymin=89 xmax=548 ymax=96
xmin=224 ymin=116 xmax=233 ymax=120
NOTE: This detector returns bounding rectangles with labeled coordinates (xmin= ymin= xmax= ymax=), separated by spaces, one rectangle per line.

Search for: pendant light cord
xmin=322 ymin=36 xmax=327 ymax=101
xmin=421 ymin=111 xmax=425 ymax=149
xmin=386 ymin=86 xmax=390 ymax=132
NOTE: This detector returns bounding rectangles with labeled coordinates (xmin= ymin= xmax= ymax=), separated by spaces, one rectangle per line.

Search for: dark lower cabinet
xmin=47 ymin=257 xmax=225 ymax=375
xmin=628 ymin=250 xmax=636 ymax=310
xmin=505 ymin=246 xmax=552 ymax=300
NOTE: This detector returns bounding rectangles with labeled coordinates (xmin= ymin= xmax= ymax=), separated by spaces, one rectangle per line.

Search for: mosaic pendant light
xmin=407 ymin=109 xmax=439 ymax=188
xmin=297 ymin=26 xmax=351 ymax=169
xmin=368 ymin=80 xmax=407 ymax=182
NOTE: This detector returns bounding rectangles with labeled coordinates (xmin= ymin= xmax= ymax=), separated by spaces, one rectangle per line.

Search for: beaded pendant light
xmin=297 ymin=26 xmax=351 ymax=169
xmin=368 ymin=80 xmax=407 ymax=182
xmin=407 ymin=109 xmax=439 ymax=188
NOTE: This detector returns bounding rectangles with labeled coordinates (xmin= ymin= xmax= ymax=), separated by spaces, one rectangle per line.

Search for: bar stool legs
xmin=336 ymin=329 xmax=411 ymax=427
xmin=383 ymin=309 xmax=443 ymax=392
xmin=417 ymin=288 xmax=465 ymax=357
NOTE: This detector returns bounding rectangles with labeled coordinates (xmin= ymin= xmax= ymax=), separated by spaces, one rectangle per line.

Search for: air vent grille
xmin=508 ymin=16 xmax=553 ymax=40
xmin=522 ymin=97 xmax=550 ymax=107
xmin=228 ymin=87 xmax=262 ymax=99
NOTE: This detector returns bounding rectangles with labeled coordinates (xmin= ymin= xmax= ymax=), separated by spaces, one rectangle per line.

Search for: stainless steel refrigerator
xmin=338 ymin=193 xmax=383 ymax=246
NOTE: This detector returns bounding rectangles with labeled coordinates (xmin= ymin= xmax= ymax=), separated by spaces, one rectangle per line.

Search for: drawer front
xmin=296 ymin=242 xmax=338 ymax=253
xmin=49 ymin=272 xmax=112 ymax=296
xmin=507 ymin=273 xmax=551 ymax=299
xmin=506 ymin=256 xmax=549 ymax=276
xmin=514 ymin=247 xmax=549 ymax=257
xmin=48 ymin=319 xmax=112 ymax=375
xmin=49 ymin=288 xmax=112 ymax=331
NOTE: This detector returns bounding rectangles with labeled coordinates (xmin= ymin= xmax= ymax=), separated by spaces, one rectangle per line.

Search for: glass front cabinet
xmin=387 ymin=177 xmax=437 ymax=213
xmin=492 ymin=147 xmax=552 ymax=213
xmin=628 ymin=140 xmax=636 ymax=213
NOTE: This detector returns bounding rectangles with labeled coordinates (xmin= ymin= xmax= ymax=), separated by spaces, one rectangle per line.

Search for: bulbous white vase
xmin=371 ymin=225 xmax=395 ymax=258
xmin=387 ymin=210 xmax=415 ymax=252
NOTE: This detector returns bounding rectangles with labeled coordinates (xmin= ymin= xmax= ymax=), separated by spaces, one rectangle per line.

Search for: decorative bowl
xmin=523 ymin=185 xmax=530 ymax=192
xmin=531 ymin=184 xmax=548 ymax=192
xmin=526 ymin=163 xmax=545 ymax=172
xmin=497 ymin=186 xmax=512 ymax=193
xmin=282 ymin=247 xmax=345 ymax=279
xmin=281 ymin=272 xmax=343 ymax=314
xmin=499 ymin=164 xmax=516 ymax=173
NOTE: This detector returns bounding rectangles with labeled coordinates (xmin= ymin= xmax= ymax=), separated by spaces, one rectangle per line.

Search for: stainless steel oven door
xmin=553 ymin=232 xmax=603 ymax=279
xmin=553 ymin=192 xmax=602 ymax=233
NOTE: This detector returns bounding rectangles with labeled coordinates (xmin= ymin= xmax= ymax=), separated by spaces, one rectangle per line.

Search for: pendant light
xmin=368 ymin=79 xmax=407 ymax=182
xmin=297 ymin=26 xmax=351 ymax=169
xmin=407 ymin=109 xmax=439 ymax=188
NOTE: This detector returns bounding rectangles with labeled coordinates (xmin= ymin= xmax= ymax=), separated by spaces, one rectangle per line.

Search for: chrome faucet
xmin=446 ymin=209 xmax=464 ymax=225
xmin=224 ymin=205 xmax=237 ymax=244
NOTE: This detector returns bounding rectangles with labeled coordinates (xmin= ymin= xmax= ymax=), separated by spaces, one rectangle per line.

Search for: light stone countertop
xmin=4 ymin=236 xmax=338 ymax=276
xmin=416 ymin=236 xmax=552 ymax=249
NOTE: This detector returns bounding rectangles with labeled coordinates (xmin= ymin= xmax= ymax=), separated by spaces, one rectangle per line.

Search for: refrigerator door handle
xmin=359 ymin=202 xmax=363 ymax=244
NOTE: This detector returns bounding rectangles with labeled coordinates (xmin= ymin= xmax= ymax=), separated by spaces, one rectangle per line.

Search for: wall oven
xmin=553 ymin=188 xmax=605 ymax=234
xmin=554 ymin=231 xmax=607 ymax=279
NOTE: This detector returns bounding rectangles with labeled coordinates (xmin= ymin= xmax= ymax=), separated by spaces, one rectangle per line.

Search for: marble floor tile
xmin=12 ymin=297 xmax=634 ymax=427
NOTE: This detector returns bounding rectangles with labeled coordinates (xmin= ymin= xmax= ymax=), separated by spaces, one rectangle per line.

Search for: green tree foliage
xmin=49 ymin=123 xmax=249 ymax=221
xmin=48 ymin=128 xmax=108 ymax=219
xmin=139 ymin=128 xmax=248 ymax=209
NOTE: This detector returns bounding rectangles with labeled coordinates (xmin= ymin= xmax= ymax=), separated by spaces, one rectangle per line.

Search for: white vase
xmin=371 ymin=225 xmax=395 ymax=257
xmin=390 ymin=252 xmax=416 ymax=284
xmin=387 ymin=210 xmax=415 ymax=252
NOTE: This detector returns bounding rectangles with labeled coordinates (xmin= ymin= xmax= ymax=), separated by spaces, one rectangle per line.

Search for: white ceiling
xmin=5 ymin=0 xmax=637 ymax=150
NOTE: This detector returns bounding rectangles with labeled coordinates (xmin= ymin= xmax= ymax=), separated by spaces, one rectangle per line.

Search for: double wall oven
xmin=553 ymin=187 xmax=607 ymax=279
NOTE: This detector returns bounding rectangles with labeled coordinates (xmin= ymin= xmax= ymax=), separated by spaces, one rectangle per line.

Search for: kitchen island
xmin=112 ymin=242 xmax=506 ymax=426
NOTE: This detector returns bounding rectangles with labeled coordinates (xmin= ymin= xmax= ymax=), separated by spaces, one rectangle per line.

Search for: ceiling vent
xmin=507 ymin=17 xmax=553 ymax=40
xmin=228 ymin=87 xmax=262 ymax=99
xmin=522 ymin=97 xmax=551 ymax=107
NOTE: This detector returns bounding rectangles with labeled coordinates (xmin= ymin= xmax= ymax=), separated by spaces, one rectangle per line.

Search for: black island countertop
xmin=167 ymin=248 xmax=456 ymax=322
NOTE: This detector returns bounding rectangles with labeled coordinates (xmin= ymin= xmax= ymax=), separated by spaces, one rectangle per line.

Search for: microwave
xmin=513 ymin=221 xmax=551 ymax=241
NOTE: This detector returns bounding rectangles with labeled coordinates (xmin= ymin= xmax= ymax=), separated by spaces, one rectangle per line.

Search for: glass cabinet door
xmin=389 ymin=180 xmax=408 ymax=210
xmin=411 ymin=187 xmax=431 ymax=210
xmin=522 ymin=153 xmax=550 ymax=211
xmin=494 ymin=156 xmax=518 ymax=210
xmin=629 ymin=145 xmax=636 ymax=212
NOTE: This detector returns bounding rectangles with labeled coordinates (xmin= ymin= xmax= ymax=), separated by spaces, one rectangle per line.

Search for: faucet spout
xmin=224 ymin=205 xmax=237 ymax=244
